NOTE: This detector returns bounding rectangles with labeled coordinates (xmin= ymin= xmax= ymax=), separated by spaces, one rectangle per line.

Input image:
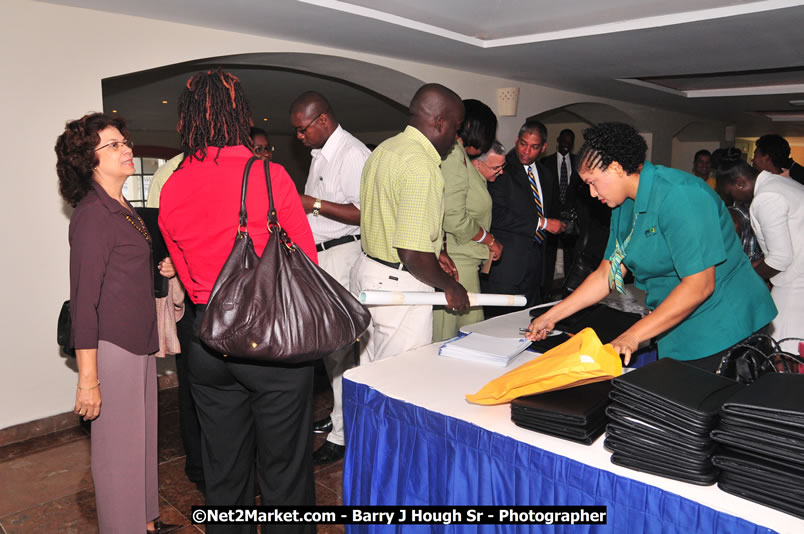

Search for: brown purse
xmin=199 ymin=157 xmax=371 ymax=363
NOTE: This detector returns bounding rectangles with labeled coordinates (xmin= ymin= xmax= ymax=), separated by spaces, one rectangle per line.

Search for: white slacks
xmin=350 ymin=253 xmax=434 ymax=364
xmin=318 ymin=239 xmax=363 ymax=446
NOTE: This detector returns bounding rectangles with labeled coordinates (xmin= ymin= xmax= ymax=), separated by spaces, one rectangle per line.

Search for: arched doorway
xmin=530 ymin=102 xmax=636 ymax=156
xmin=101 ymin=52 xmax=421 ymax=193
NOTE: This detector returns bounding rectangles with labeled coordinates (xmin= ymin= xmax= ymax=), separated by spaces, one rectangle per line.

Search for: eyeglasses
xmin=253 ymin=145 xmax=274 ymax=154
xmin=480 ymin=160 xmax=506 ymax=173
xmin=95 ymin=139 xmax=133 ymax=152
xmin=294 ymin=113 xmax=323 ymax=136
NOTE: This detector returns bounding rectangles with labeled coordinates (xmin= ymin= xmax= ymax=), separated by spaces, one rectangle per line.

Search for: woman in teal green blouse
xmin=527 ymin=123 xmax=776 ymax=369
xmin=433 ymin=100 xmax=503 ymax=341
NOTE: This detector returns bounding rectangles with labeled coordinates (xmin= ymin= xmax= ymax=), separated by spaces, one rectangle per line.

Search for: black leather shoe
xmin=312 ymin=441 xmax=345 ymax=465
xmin=146 ymin=519 xmax=181 ymax=533
xmin=313 ymin=416 xmax=333 ymax=434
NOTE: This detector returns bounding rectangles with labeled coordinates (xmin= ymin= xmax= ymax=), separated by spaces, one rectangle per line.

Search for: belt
xmin=316 ymin=234 xmax=360 ymax=252
xmin=366 ymin=254 xmax=408 ymax=271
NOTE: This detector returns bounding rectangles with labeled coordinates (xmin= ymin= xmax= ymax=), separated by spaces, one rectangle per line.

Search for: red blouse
xmin=159 ymin=146 xmax=317 ymax=304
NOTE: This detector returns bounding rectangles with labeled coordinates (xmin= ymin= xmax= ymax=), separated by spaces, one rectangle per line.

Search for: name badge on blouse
xmin=644 ymin=226 xmax=657 ymax=237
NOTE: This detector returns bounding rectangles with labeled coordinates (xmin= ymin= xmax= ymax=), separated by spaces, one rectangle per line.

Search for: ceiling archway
xmin=102 ymin=52 xmax=421 ymax=147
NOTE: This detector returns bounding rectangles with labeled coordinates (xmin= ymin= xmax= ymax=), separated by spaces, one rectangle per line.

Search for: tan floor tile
xmin=158 ymin=458 xmax=205 ymax=519
xmin=314 ymin=463 xmax=343 ymax=498
xmin=155 ymin=497 xmax=192 ymax=530
xmin=158 ymin=408 xmax=187 ymax=464
xmin=0 ymin=384 xmax=338 ymax=533
xmin=1 ymin=488 xmax=193 ymax=533
xmin=0 ymin=487 xmax=97 ymax=534
xmin=315 ymin=484 xmax=342 ymax=507
xmin=0 ymin=439 xmax=92 ymax=517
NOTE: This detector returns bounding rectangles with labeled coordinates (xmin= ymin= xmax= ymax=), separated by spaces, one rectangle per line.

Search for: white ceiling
xmin=45 ymin=0 xmax=804 ymax=138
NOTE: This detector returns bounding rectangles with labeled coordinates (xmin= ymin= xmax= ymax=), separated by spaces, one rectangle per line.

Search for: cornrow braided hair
xmin=577 ymin=122 xmax=647 ymax=175
xmin=176 ymin=68 xmax=253 ymax=164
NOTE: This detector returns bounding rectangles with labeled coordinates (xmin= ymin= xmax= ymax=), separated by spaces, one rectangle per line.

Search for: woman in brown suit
xmin=56 ymin=113 xmax=178 ymax=534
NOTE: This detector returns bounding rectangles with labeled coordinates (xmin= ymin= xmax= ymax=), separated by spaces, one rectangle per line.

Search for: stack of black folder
xmin=604 ymin=358 xmax=744 ymax=485
xmin=710 ymin=373 xmax=804 ymax=518
xmin=528 ymin=304 xmax=641 ymax=353
xmin=511 ymin=380 xmax=612 ymax=445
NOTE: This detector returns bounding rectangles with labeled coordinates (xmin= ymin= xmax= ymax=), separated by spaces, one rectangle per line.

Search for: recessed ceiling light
xmin=263 ymin=118 xmax=269 ymax=121
xmin=161 ymin=100 xmax=168 ymax=104
xmin=112 ymin=109 xmax=118 ymax=113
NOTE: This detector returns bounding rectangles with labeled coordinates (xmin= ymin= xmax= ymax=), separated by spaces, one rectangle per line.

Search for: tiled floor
xmin=0 ymin=370 xmax=344 ymax=533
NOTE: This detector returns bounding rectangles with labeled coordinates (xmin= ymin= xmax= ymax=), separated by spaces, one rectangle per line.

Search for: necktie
xmin=527 ymin=166 xmax=545 ymax=244
xmin=559 ymin=155 xmax=568 ymax=204
xmin=607 ymin=213 xmax=639 ymax=294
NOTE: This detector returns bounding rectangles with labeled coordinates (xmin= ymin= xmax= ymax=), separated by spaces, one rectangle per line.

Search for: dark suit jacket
xmin=540 ymin=152 xmax=582 ymax=213
xmin=790 ymin=161 xmax=804 ymax=187
xmin=486 ymin=150 xmax=560 ymax=305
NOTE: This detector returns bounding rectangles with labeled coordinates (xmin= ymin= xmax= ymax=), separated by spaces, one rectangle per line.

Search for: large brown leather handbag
xmin=199 ymin=157 xmax=371 ymax=363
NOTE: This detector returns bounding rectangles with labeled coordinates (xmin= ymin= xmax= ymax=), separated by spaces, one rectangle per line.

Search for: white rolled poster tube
xmin=359 ymin=291 xmax=526 ymax=307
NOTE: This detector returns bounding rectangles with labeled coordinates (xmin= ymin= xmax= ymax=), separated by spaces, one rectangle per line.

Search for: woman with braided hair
xmin=526 ymin=122 xmax=775 ymax=371
xmin=159 ymin=69 xmax=317 ymax=534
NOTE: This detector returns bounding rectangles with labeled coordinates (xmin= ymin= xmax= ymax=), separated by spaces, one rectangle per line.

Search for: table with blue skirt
xmin=342 ymin=307 xmax=801 ymax=534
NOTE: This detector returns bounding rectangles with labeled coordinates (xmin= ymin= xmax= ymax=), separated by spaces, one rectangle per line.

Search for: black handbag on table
xmin=199 ymin=157 xmax=371 ymax=363
xmin=715 ymin=333 xmax=804 ymax=384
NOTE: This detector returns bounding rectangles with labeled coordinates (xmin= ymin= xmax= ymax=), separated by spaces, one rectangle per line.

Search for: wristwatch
xmin=312 ymin=198 xmax=322 ymax=217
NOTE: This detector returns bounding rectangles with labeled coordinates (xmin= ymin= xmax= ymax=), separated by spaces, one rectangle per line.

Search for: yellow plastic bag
xmin=466 ymin=327 xmax=622 ymax=405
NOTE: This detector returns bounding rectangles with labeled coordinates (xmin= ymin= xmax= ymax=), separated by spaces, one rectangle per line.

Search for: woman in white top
xmin=717 ymin=159 xmax=804 ymax=353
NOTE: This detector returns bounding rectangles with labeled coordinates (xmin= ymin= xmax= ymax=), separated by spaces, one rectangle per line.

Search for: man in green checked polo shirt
xmin=351 ymin=83 xmax=470 ymax=362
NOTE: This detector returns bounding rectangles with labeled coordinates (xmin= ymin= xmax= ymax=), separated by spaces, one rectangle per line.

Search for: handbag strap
xmin=238 ymin=157 xmax=278 ymax=231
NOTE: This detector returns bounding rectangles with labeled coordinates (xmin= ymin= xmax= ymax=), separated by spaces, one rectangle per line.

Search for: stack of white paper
xmin=438 ymin=332 xmax=532 ymax=367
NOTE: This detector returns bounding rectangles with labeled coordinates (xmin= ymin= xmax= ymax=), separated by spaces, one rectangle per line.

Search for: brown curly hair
xmin=55 ymin=113 xmax=130 ymax=207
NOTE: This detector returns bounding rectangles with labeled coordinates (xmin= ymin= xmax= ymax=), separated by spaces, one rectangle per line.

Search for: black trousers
xmin=188 ymin=306 xmax=315 ymax=534
xmin=542 ymin=234 xmax=577 ymax=298
xmin=483 ymin=239 xmax=544 ymax=318
xmin=174 ymin=296 xmax=204 ymax=484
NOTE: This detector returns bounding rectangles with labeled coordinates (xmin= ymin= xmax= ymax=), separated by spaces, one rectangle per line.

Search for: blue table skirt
xmin=342 ymin=378 xmax=774 ymax=534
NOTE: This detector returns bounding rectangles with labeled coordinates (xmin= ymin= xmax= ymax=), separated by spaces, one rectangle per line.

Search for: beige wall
xmin=671 ymin=140 xmax=722 ymax=174
xmin=0 ymin=0 xmax=725 ymax=429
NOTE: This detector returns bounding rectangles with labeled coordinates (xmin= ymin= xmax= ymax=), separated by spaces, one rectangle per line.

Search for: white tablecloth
xmin=344 ymin=307 xmax=801 ymax=534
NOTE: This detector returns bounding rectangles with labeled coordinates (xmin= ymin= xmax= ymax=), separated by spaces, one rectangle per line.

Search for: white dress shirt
xmin=750 ymin=170 xmax=804 ymax=286
xmin=554 ymin=152 xmax=572 ymax=180
xmin=304 ymin=125 xmax=371 ymax=243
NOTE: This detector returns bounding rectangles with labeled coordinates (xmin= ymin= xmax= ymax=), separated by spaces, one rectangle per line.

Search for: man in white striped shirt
xmin=290 ymin=91 xmax=371 ymax=465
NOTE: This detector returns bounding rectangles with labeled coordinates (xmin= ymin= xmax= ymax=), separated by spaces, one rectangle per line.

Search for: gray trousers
xmin=92 ymin=340 xmax=159 ymax=533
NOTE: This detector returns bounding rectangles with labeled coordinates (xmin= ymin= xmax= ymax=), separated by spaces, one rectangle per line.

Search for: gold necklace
xmin=122 ymin=212 xmax=152 ymax=243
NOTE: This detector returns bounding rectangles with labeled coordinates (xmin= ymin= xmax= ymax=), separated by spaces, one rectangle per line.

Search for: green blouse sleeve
xmin=442 ymin=144 xmax=482 ymax=245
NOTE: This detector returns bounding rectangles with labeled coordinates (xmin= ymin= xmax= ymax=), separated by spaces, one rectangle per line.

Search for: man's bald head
xmin=289 ymin=91 xmax=331 ymax=118
xmin=408 ymin=83 xmax=464 ymax=159
xmin=289 ymin=91 xmax=338 ymax=149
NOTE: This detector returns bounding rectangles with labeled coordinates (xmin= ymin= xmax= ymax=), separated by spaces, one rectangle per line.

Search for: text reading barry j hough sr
xmin=192 ymin=506 xmax=608 ymax=525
